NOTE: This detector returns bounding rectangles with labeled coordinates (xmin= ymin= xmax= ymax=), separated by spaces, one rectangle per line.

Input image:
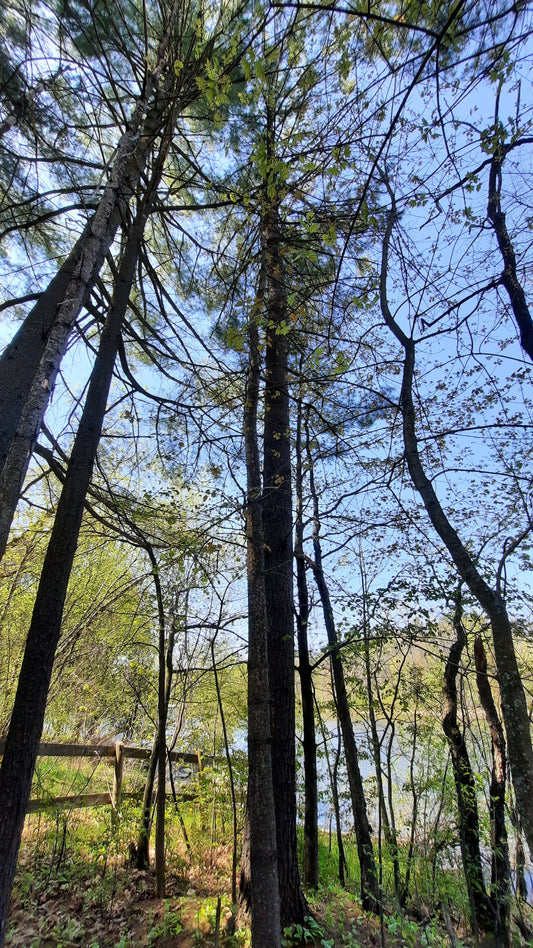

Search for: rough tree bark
xmin=261 ymin=136 xmax=307 ymax=925
xmin=294 ymin=394 xmax=319 ymax=889
xmin=242 ymin=292 xmax=281 ymax=947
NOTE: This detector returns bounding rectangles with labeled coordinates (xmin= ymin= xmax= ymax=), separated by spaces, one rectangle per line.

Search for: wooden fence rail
xmin=0 ymin=741 xmax=206 ymax=815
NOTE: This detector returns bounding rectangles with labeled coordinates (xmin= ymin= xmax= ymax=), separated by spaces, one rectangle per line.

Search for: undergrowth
xmin=5 ymin=788 xmax=533 ymax=947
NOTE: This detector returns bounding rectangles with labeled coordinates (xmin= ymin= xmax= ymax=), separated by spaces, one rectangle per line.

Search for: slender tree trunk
xmin=137 ymin=574 xmax=197 ymax=879
xmin=364 ymin=649 xmax=401 ymax=905
xmin=331 ymin=722 xmax=349 ymax=886
xmin=210 ymin=632 xmax=239 ymax=905
xmin=380 ymin=192 xmax=533 ymax=859
xmin=512 ymin=806 xmax=528 ymax=903
xmin=0 ymin=203 xmax=144 ymax=945
xmin=295 ymin=396 xmax=319 ymax=889
xmin=0 ymin=102 xmax=169 ymax=561
xmin=486 ymin=125 xmax=533 ymax=362
xmin=402 ymin=331 xmax=533 ymax=859
xmin=401 ymin=688 xmax=420 ymax=907
xmin=135 ymin=619 xmax=175 ymax=882
xmin=374 ymin=642 xmax=408 ymax=906
xmin=136 ymin=592 xmax=184 ymax=872
xmin=474 ymin=635 xmax=510 ymax=947
xmin=442 ymin=593 xmax=494 ymax=937
xmin=306 ymin=441 xmax=380 ymax=912
xmin=359 ymin=562 xmax=401 ymax=904
xmin=136 ymin=733 xmax=159 ymax=871
xmin=151 ymin=550 xmax=173 ymax=899
xmin=315 ymin=698 xmax=347 ymax=886
xmin=384 ymin=717 xmax=402 ymax=904
xmin=243 ymin=295 xmax=281 ymax=947
xmin=363 ymin=651 xmax=391 ymax=841
xmin=295 ymin=564 xmax=320 ymax=889
xmin=262 ymin=193 xmax=306 ymax=926
xmin=0 ymin=0 xmax=198 ymax=562
xmin=155 ymin=708 xmax=167 ymax=893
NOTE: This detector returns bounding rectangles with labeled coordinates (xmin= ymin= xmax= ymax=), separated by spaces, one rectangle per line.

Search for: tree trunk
xmin=306 ymin=443 xmax=380 ymax=912
xmin=403 ymin=330 xmax=533 ymax=859
xmin=135 ymin=603 xmax=174 ymax=887
xmin=0 ymin=101 xmax=169 ymax=561
xmin=442 ymin=593 xmax=494 ymax=937
xmin=0 ymin=0 xmax=198 ymax=562
xmin=211 ymin=634 xmax=239 ymax=905
xmin=474 ymin=635 xmax=510 ymax=947
xmin=238 ymin=805 xmax=252 ymax=927
xmin=0 ymin=204 xmax=143 ymax=945
xmin=152 ymin=554 xmax=173 ymax=899
xmin=243 ymin=295 xmax=281 ymax=947
xmin=136 ymin=733 xmax=159 ymax=871
xmin=486 ymin=132 xmax=533 ymax=362
xmin=262 ymin=195 xmax=306 ymax=927
xmin=380 ymin=194 xmax=533 ymax=859
xmin=363 ymin=636 xmax=401 ymax=905
xmin=512 ymin=809 xmax=528 ymax=903
xmin=401 ymin=687 xmax=420 ymax=907
xmin=359 ymin=561 xmax=401 ymax=904
xmin=315 ymin=699 xmax=347 ymax=886
xmin=295 ymin=396 xmax=319 ymax=889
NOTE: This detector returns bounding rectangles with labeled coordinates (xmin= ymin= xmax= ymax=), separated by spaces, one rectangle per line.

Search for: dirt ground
xmin=5 ymin=853 xmax=394 ymax=948
xmin=6 ymin=839 xmax=499 ymax=948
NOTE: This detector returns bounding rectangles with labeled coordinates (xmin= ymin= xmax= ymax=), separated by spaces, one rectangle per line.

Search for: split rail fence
xmin=0 ymin=741 xmax=206 ymax=816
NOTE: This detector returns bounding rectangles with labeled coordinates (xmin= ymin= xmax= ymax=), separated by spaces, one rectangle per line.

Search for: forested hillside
xmin=1 ymin=0 xmax=533 ymax=946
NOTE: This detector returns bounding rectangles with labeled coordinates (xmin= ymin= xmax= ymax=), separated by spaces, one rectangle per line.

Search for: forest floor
xmin=6 ymin=841 xmax=474 ymax=948
xmin=5 ymin=814 xmax=524 ymax=948
xmin=6 ymin=848 xmax=382 ymax=948
xmin=4 ymin=859 xmax=443 ymax=948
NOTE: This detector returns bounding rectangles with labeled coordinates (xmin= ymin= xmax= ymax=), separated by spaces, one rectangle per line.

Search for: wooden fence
xmin=0 ymin=741 xmax=206 ymax=815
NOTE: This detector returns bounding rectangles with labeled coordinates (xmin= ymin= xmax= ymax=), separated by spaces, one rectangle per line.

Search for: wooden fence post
xmin=197 ymin=751 xmax=206 ymax=831
xmin=111 ymin=741 xmax=124 ymax=828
